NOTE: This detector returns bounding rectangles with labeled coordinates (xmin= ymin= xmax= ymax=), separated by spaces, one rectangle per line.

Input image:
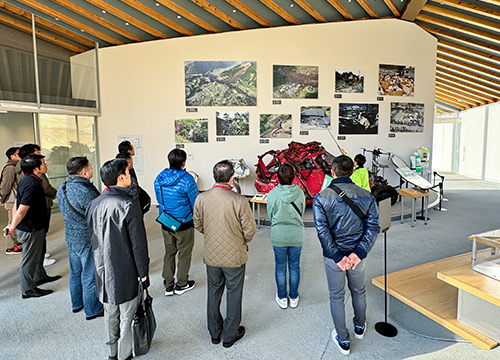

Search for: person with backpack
xmin=266 ymin=164 xmax=305 ymax=309
xmin=1 ymin=147 xmax=21 ymax=254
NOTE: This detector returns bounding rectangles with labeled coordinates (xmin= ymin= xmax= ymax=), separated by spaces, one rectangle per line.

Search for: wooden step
xmin=372 ymin=250 xmax=498 ymax=349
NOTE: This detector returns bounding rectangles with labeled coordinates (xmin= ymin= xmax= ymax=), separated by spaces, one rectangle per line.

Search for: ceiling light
xmin=290 ymin=4 xmax=294 ymax=7
xmin=55 ymin=17 xmax=59 ymax=21
xmin=233 ymin=9 xmax=237 ymax=13
xmin=102 ymin=10 xmax=106 ymax=14
xmin=156 ymin=3 xmax=160 ymax=6
xmin=177 ymin=15 xmax=181 ymax=19
xmin=81 ymin=29 xmax=85 ymax=32
xmin=125 ymin=22 xmax=129 ymax=25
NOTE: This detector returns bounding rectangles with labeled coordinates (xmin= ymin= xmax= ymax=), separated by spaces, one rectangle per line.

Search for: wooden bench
xmin=399 ymin=187 xmax=429 ymax=227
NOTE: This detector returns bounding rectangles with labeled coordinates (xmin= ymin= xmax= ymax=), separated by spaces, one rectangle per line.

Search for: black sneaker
xmin=165 ymin=285 xmax=174 ymax=296
xmin=175 ymin=280 xmax=195 ymax=295
xmin=354 ymin=322 xmax=366 ymax=340
xmin=331 ymin=328 xmax=350 ymax=355
xmin=5 ymin=246 xmax=22 ymax=255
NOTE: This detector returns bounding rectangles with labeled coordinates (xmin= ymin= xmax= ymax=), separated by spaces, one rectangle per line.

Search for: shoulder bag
xmin=132 ymin=281 xmax=156 ymax=356
xmin=155 ymin=173 xmax=190 ymax=232
xmin=328 ymin=183 xmax=367 ymax=220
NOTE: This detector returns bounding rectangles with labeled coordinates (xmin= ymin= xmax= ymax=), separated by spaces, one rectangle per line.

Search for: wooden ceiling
xmin=1 ymin=0 xmax=499 ymax=115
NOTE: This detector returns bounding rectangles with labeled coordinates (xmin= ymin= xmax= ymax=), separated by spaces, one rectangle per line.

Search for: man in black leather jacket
xmin=313 ymin=155 xmax=379 ymax=356
xmin=87 ymin=158 xmax=149 ymax=360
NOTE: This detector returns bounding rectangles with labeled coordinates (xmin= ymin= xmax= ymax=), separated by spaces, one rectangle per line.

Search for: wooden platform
xmin=372 ymin=250 xmax=498 ymax=349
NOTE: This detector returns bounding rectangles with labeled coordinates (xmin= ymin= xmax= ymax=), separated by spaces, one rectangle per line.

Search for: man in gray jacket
xmin=1 ymin=147 xmax=21 ymax=254
xmin=194 ymin=160 xmax=256 ymax=348
xmin=87 ymin=159 xmax=149 ymax=360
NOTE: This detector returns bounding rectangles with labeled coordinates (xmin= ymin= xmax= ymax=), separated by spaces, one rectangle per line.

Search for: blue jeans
xmin=273 ymin=246 xmax=302 ymax=299
xmin=68 ymin=243 xmax=103 ymax=317
xmin=324 ymin=256 xmax=367 ymax=342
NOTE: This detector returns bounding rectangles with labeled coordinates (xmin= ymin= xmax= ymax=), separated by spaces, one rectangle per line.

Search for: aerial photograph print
xmin=260 ymin=114 xmax=292 ymax=138
xmin=185 ymin=61 xmax=257 ymax=106
xmin=273 ymin=65 xmax=318 ymax=99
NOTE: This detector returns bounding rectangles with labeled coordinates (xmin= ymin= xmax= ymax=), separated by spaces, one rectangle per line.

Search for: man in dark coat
xmin=86 ymin=158 xmax=149 ymax=360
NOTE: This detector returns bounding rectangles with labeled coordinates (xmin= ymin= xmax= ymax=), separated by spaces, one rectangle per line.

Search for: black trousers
xmin=206 ymin=264 xmax=245 ymax=343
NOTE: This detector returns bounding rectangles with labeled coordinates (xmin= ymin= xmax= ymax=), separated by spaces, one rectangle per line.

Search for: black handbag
xmin=132 ymin=282 xmax=156 ymax=356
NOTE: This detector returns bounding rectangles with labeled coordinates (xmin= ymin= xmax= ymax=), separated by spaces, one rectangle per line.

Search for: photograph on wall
xmin=216 ymin=111 xmax=250 ymax=136
xmin=260 ymin=114 xmax=292 ymax=138
xmin=273 ymin=65 xmax=318 ymax=99
xmin=300 ymin=106 xmax=331 ymax=130
xmin=184 ymin=61 xmax=257 ymax=106
xmin=378 ymin=64 xmax=415 ymax=96
xmin=335 ymin=70 xmax=364 ymax=93
xmin=390 ymin=102 xmax=424 ymax=133
xmin=175 ymin=118 xmax=208 ymax=143
xmin=338 ymin=103 xmax=379 ymax=134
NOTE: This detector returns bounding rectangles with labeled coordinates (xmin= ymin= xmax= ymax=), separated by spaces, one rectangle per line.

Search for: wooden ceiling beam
xmin=383 ymin=0 xmax=401 ymax=17
xmin=438 ymin=39 xmax=500 ymax=65
xmin=417 ymin=14 xmax=500 ymax=45
xmin=190 ymin=0 xmax=246 ymax=30
xmin=355 ymin=0 xmax=380 ymax=18
xmin=435 ymin=80 xmax=489 ymax=104
xmin=14 ymin=0 xmax=122 ymax=45
xmin=436 ymin=77 xmax=495 ymax=103
xmin=0 ymin=1 xmax=94 ymax=48
xmin=156 ymin=0 xmax=220 ymax=32
xmin=435 ymin=93 xmax=469 ymax=110
xmin=436 ymin=101 xmax=462 ymax=112
xmin=423 ymin=5 xmax=500 ymax=33
xmin=435 ymin=86 xmax=480 ymax=107
xmin=436 ymin=60 xmax=500 ymax=90
xmin=0 ymin=13 xmax=85 ymax=53
xmin=432 ymin=0 xmax=500 ymax=21
xmin=437 ymin=54 xmax=500 ymax=79
xmin=50 ymin=0 xmax=143 ymax=42
xmin=259 ymin=0 xmax=301 ymax=25
xmin=402 ymin=0 xmax=428 ymax=21
xmin=293 ymin=0 xmax=327 ymax=22
xmin=120 ymin=0 xmax=194 ymax=36
xmin=480 ymin=0 xmax=500 ymax=6
xmin=437 ymin=72 xmax=499 ymax=100
xmin=225 ymin=0 xmax=273 ymax=27
xmin=84 ymin=0 xmax=168 ymax=39
xmin=437 ymin=67 xmax=500 ymax=98
xmin=437 ymin=46 xmax=500 ymax=72
xmin=418 ymin=23 xmax=500 ymax=56
xmin=325 ymin=0 xmax=355 ymax=20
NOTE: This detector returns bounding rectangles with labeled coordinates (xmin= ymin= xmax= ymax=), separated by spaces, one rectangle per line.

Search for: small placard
xmin=260 ymin=139 xmax=270 ymax=144
xmin=272 ymin=100 xmax=282 ymax=105
xmin=216 ymin=137 xmax=226 ymax=142
xmin=334 ymin=94 xmax=342 ymax=99
xmin=176 ymin=144 xmax=185 ymax=148
xmin=300 ymin=131 xmax=309 ymax=136
xmin=186 ymin=108 xmax=198 ymax=113
xmin=388 ymin=133 xmax=396 ymax=138
xmin=337 ymin=136 xmax=346 ymax=140
xmin=377 ymin=97 xmax=384 ymax=101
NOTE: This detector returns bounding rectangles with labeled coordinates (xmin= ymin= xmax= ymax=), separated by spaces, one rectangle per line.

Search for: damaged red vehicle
xmin=255 ymin=141 xmax=334 ymax=204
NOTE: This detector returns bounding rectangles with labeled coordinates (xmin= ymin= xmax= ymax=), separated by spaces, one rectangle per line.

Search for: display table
xmin=250 ymin=192 xmax=268 ymax=228
xmin=469 ymin=229 xmax=500 ymax=281
xmin=398 ymin=187 xmax=429 ymax=227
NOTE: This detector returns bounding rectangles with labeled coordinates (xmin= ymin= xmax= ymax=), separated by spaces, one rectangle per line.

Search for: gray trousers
xmin=324 ymin=257 xmax=367 ymax=342
xmin=162 ymin=227 xmax=194 ymax=288
xmin=4 ymin=202 xmax=18 ymax=247
xmin=104 ymin=295 xmax=140 ymax=360
xmin=17 ymin=229 xmax=47 ymax=292
xmin=206 ymin=264 xmax=245 ymax=343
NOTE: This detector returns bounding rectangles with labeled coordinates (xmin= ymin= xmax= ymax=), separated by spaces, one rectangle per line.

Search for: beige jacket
xmin=0 ymin=161 xmax=18 ymax=204
xmin=194 ymin=184 xmax=256 ymax=268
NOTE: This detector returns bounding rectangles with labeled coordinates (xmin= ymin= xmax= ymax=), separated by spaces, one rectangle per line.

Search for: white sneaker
xmin=275 ymin=293 xmax=287 ymax=309
xmin=354 ymin=322 xmax=367 ymax=340
xmin=290 ymin=296 xmax=299 ymax=308
xmin=331 ymin=328 xmax=350 ymax=356
xmin=45 ymin=253 xmax=50 ymax=258
xmin=43 ymin=258 xmax=56 ymax=267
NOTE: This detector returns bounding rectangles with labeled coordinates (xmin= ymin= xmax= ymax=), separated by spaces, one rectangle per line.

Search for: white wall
xmin=485 ymin=103 xmax=500 ymax=182
xmin=432 ymin=122 xmax=455 ymax=172
xmin=96 ymin=19 xmax=436 ymax=199
xmin=459 ymin=107 xmax=486 ymax=178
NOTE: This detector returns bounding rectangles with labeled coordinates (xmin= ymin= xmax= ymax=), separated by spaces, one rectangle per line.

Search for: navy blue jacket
xmin=313 ymin=177 xmax=380 ymax=263
xmin=154 ymin=168 xmax=199 ymax=223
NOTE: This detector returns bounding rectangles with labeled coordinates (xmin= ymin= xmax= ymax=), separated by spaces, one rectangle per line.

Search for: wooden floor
xmin=372 ymin=250 xmax=498 ymax=349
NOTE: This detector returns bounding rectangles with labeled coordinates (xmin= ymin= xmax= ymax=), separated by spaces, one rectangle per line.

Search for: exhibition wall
xmin=96 ymin=19 xmax=436 ymax=198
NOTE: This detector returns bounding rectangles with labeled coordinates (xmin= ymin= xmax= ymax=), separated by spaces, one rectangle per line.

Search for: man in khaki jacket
xmin=194 ymin=160 xmax=256 ymax=349
xmin=1 ymin=147 xmax=21 ymax=254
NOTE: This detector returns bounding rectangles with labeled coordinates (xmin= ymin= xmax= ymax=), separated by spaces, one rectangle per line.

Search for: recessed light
xmin=233 ymin=9 xmax=236 ymax=13
xmin=290 ymin=4 xmax=294 ymax=7
xmin=177 ymin=15 xmax=181 ymax=19
xmin=81 ymin=29 xmax=85 ymax=32
xmin=102 ymin=10 xmax=106 ymax=14
xmin=125 ymin=22 xmax=129 ymax=25
xmin=156 ymin=3 xmax=160 ymax=6
xmin=55 ymin=17 xmax=59 ymax=21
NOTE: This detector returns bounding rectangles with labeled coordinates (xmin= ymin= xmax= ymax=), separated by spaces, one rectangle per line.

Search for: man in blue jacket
xmin=313 ymin=155 xmax=380 ymax=356
xmin=56 ymin=157 xmax=103 ymax=320
xmin=154 ymin=149 xmax=199 ymax=296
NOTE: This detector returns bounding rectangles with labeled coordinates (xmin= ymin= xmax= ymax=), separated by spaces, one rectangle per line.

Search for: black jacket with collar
xmin=86 ymin=186 xmax=149 ymax=305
